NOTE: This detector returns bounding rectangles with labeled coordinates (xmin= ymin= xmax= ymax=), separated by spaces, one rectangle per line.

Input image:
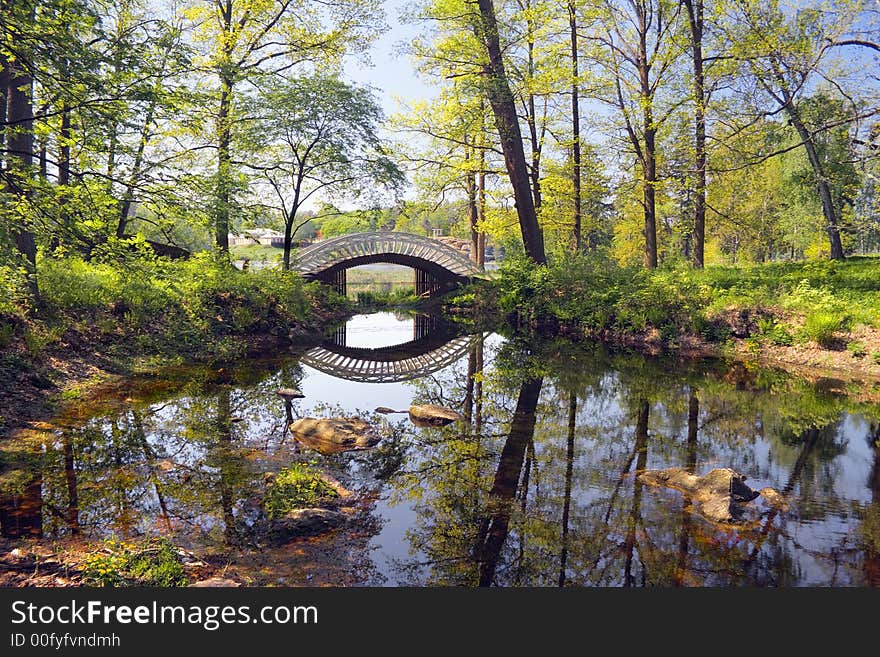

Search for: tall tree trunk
xmin=684 ymin=0 xmax=705 ymax=268
xmin=787 ymin=107 xmax=845 ymax=260
xmin=57 ymin=93 xmax=71 ymax=242
xmin=216 ymin=74 xmax=232 ymax=254
xmin=476 ymin=376 xmax=543 ymax=586
xmin=569 ymin=0 xmax=582 ymax=253
xmin=643 ymin=117 xmax=659 ymax=269
xmin=5 ymin=0 xmax=39 ymax=300
xmin=477 ymin=133 xmax=487 ymax=267
xmin=638 ymin=11 xmax=659 ymax=270
xmin=523 ymin=0 xmax=542 ymax=211
xmin=474 ymin=0 xmax=545 ymax=264
xmin=466 ymin=145 xmax=480 ymax=264
xmin=117 ymin=100 xmax=156 ymax=238
xmin=558 ymin=392 xmax=576 ymax=587
xmin=0 ymin=50 xmax=6 ymax=171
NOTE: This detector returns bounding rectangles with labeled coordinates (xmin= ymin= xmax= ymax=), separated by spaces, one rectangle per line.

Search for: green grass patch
xmin=484 ymin=252 xmax=880 ymax=347
xmin=81 ymin=537 xmax=188 ymax=587
xmin=802 ymin=312 xmax=848 ymax=347
xmin=265 ymin=463 xmax=339 ymax=519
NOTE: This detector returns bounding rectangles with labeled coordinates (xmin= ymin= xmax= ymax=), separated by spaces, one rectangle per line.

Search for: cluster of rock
xmin=636 ymin=467 xmax=787 ymax=523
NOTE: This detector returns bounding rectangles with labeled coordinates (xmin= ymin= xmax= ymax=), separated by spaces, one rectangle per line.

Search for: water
xmin=3 ymin=311 xmax=880 ymax=586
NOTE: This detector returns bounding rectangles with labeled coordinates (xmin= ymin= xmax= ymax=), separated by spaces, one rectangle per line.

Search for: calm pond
xmin=6 ymin=311 xmax=880 ymax=586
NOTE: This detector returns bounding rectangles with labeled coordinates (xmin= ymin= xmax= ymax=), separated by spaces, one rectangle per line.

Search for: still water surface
xmin=6 ymin=311 xmax=880 ymax=586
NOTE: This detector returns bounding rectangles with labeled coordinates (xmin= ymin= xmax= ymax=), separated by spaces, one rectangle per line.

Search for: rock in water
xmin=637 ymin=467 xmax=763 ymax=523
xmin=759 ymin=487 xmax=788 ymax=510
xmin=408 ymin=404 xmax=463 ymax=427
xmin=375 ymin=406 xmax=406 ymax=414
xmin=289 ymin=417 xmax=380 ymax=455
xmin=277 ymin=388 xmax=305 ymax=399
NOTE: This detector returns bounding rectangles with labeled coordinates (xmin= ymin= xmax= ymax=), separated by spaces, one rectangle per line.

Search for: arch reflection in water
xmin=300 ymin=313 xmax=483 ymax=384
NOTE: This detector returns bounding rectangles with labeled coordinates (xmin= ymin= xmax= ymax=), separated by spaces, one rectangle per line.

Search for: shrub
xmin=756 ymin=317 xmax=793 ymax=346
xmin=802 ymin=312 xmax=847 ymax=348
xmin=81 ymin=537 xmax=188 ymax=587
xmin=265 ymin=463 xmax=338 ymax=519
xmin=847 ymin=341 xmax=867 ymax=358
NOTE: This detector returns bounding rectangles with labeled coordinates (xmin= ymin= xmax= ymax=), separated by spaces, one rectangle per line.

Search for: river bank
xmin=4 ymin=309 xmax=880 ymax=588
xmin=447 ymin=254 xmax=880 ymax=394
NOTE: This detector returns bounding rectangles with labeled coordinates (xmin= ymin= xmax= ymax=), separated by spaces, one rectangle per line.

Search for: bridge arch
xmin=300 ymin=334 xmax=481 ymax=383
xmin=293 ymin=231 xmax=482 ymax=295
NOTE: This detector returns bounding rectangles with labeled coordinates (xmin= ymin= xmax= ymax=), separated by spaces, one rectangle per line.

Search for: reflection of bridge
xmin=293 ymin=231 xmax=482 ymax=296
xmin=300 ymin=315 xmax=480 ymax=383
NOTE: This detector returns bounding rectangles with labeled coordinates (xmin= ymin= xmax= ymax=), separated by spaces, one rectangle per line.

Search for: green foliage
xmin=354 ymin=288 xmax=421 ymax=309
xmin=81 ymin=537 xmax=188 ymax=587
xmin=265 ymin=463 xmax=339 ymax=519
xmin=846 ymin=341 xmax=867 ymax=358
xmin=802 ymin=312 xmax=847 ymax=347
xmin=32 ymin=250 xmax=346 ymax=360
xmin=488 ymin=252 xmax=880 ymax=348
xmin=756 ymin=317 xmax=794 ymax=346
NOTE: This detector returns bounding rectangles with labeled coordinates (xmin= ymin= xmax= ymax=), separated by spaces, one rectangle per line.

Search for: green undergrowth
xmin=0 ymin=246 xmax=352 ymax=371
xmin=265 ymin=463 xmax=339 ymax=519
xmin=462 ymin=252 xmax=880 ymax=348
xmin=80 ymin=537 xmax=188 ymax=587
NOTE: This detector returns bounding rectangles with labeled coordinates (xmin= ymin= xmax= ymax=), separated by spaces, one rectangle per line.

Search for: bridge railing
xmin=292 ymin=231 xmax=481 ymax=278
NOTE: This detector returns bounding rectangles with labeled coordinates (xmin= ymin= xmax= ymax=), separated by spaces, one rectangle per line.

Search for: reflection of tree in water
xmin=8 ymin=361 xmax=387 ymax=580
xmin=386 ymin=337 xmax=880 ymax=586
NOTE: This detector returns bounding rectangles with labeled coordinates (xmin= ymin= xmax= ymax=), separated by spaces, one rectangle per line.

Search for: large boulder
xmin=289 ymin=417 xmax=380 ymax=455
xmin=637 ymin=467 xmax=782 ymax=523
xmin=408 ymin=404 xmax=463 ymax=427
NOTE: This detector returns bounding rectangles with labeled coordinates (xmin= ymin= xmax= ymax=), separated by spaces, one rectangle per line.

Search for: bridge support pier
xmin=327 ymin=269 xmax=346 ymax=296
xmin=414 ymin=269 xmax=442 ymax=297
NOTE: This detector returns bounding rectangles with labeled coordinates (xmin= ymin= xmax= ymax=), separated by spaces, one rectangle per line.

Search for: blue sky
xmin=344 ymin=0 xmax=438 ymax=120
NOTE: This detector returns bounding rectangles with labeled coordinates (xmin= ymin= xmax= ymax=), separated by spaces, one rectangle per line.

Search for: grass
xmin=230 ymin=243 xmax=284 ymax=264
xmin=81 ymin=537 xmax=188 ymax=587
xmin=479 ymin=252 xmax=880 ymax=349
xmin=0 ymin=248 xmax=353 ymax=376
xmin=264 ymin=463 xmax=339 ymax=520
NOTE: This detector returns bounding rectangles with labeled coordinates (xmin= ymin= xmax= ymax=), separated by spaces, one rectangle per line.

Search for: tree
xmin=2 ymin=0 xmax=38 ymax=300
xmin=585 ymin=0 xmax=684 ymax=269
xmin=248 ymin=75 xmax=403 ymax=270
xmin=185 ymin=0 xmax=379 ymax=255
xmin=682 ymin=0 xmax=705 ymax=267
xmin=473 ymin=0 xmax=546 ymax=263
xmin=722 ymin=0 xmax=877 ymax=260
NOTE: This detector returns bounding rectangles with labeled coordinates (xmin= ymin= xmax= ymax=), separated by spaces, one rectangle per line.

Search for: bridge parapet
xmin=293 ymin=231 xmax=482 ymax=281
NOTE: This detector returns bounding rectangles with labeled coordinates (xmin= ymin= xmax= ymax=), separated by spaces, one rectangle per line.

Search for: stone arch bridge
xmin=293 ymin=231 xmax=482 ymax=295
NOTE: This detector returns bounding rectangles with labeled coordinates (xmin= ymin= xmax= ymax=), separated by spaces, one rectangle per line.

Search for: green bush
xmin=847 ymin=341 xmax=867 ymax=358
xmin=265 ymin=463 xmax=339 ymax=519
xmin=81 ymin=537 xmax=188 ymax=587
xmin=802 ymin=312 xmax=848 ymax=348
xmin=756 ymin=317 xmax=794 ymax=346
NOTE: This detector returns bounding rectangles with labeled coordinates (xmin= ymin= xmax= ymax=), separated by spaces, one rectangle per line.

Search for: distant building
xmin=228 ymin=228 xmax=286 ymax=247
